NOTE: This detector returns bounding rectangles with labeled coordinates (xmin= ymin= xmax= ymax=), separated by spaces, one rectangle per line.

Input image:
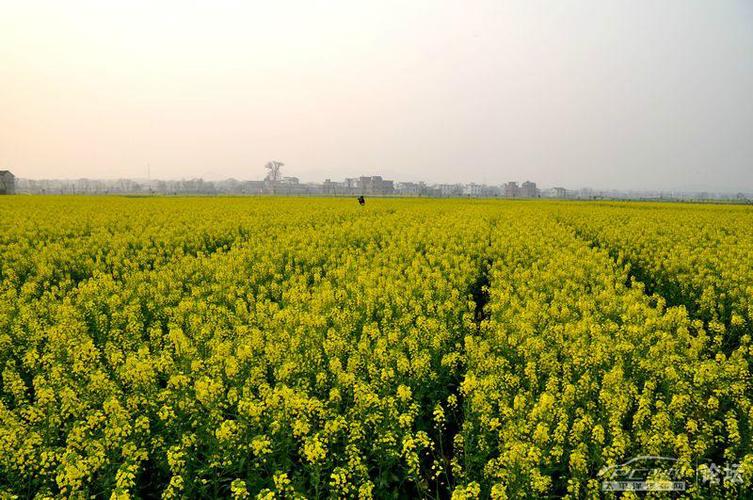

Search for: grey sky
xmin=1 ymin=0 xmax=751 ymax=191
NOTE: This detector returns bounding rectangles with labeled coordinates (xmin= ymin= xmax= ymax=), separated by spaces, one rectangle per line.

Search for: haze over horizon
xmin=1 ymin=1 xmax=752 ymax=192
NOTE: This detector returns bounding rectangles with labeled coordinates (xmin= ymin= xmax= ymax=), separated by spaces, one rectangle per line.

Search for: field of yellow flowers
xmin=0 ymin=196 xmax=751 ymax=498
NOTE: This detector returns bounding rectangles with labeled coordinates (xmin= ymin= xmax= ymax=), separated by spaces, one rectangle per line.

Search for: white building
xmin=521 ymin=181 xmax=538 ymax=198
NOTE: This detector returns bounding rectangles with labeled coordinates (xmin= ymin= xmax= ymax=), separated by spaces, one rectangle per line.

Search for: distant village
xmin=1 ymin=168 xmax=750 ymax=202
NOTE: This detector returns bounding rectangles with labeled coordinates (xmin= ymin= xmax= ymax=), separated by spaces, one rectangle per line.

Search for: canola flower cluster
xmin=556 ymin=203 xmax=753 ymax=350
xmin=0 ymin=196 xmax=751 ymax=498
xmin=457 ymin=210 xmax=753 ymax=498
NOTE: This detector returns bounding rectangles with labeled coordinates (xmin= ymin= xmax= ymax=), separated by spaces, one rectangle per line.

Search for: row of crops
xmin=0 ymin=196 xmax=751 ymax=498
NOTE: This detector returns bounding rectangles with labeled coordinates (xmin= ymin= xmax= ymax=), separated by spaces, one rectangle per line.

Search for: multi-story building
xmin=520 ymin=181 xmax=538 ymax=198
xmin=344 ymin=178 xmax=359 ymax=194
xmin=553 ymin=187 xmax=568 ymax=198
xmin=0 ymin=170 xmax=15 ymax=195
xmin=355 ymin=176 xmax=395 ymax=195
xmin=438 ymin=184 xmax=463 ymax=197
xmin=464 ymin=183 xmax=485 ymax=197
xmin=322 ymin=179 xmax=335 ymax=194
xmin=396 ymin=182 xmax=421 ymax=196
xmin=503 ymin=181 xmax=519 ymax=198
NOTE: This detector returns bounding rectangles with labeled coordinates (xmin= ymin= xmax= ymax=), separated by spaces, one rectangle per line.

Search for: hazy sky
xmin=1 ymin=1 xmax=752 ymax=191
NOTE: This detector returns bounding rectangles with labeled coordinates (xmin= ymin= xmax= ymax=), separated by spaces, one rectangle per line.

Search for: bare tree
xmin=264 ymin=161 xmax=284 ymax=194
xmin=265 ymin=161 xmax=283 ymax=182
